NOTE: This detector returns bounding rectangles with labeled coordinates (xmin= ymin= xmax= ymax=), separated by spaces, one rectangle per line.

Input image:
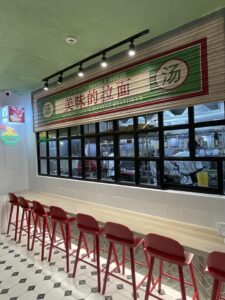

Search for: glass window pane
xmin=100 ymin=137 xmax=114 ymax=157
xmin=39 ymin=132 xmax=47 ymax=141
xmin=138 ymin=114 xmax=158 ymax=129
xmin=71 ymin=126 xmax=81 ymax=137
xmin=48 ymin=130 xmax=56 ymax=139
xmin=49 ymin=141 xmax=57 ymax=157
xmin=84 ymin=138 xmax=96 ymax=157
xmin=139 ymin=161 xmax=157 ymax=186
xmin=59 ymin=140 xmax=68 ymax=157
xmin=72 ymin=159 xmax=82 ymax=178
xmin=139 ymin=132 xmax=159 ymax=157
xmin=119 ymin=118 xmax=134 ymax=132
xmin=164 ymin=160 xmax=218 ymax=188
xmin=59 ymin=128 xmax=68 ymax=138
xmin=100 ymin=160 xmax=115 ymax=181
xmin=84 ymin=124 xmax=95 ymax=134
xmin=119 ymin=135 xmax=134 ymax=157
xmin=40 ymin=159 xmax=47 ymax=175
xmin=195 ymin=126 xmax=225 ymax=156
xmin=194 ymin=101 xmax=225 ymax=123
xmin=39 ymin=142 xmax=47 ymax=157
xmin=164 ymin=129 xmax=189 ymax=157
xmin=60 ymin=160 xmax=69 ymax=177
xmin=50 ymin=159 xmax=58 ymax=176
xmin=163 ymin=107 xmax=188 ymax=126
xmin=84 ymin=160 xmax=97 ymax=179
xmin=71 ymin=139 xmax=81 ymax=157
xmin=119 ymin=160 xmax=135 ymax=183
xmin=99 ymin=121 xmax=113 ymax=133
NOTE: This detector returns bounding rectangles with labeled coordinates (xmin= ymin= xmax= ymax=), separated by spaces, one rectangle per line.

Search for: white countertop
xmin=15 ymin=189 xmax=225 ymax=254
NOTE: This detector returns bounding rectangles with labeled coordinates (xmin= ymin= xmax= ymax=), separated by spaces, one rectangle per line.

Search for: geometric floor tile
xmin=0 ymin=229 xmax=208 ymax=299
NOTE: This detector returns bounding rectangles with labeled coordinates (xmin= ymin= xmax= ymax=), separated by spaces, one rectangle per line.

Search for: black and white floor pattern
xmin=0 ymin=230 xmax=191 ymax=300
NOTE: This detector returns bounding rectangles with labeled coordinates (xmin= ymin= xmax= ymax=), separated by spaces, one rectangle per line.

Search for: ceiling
xmin=0 ymin=0 xmax=225 ymax=96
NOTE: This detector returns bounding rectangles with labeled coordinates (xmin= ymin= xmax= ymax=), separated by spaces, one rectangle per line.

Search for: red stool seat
xmin=206 ymin=251 xmax=225 ymax=300
xmin=7 ymin=193 xmax=20 ymax=241
xmin=48 ymin=206 xmax=89 ymax=273
xmin=144 ymin=233 xmax=199 ymax=300
xmin=102 ymin=222 xmax=149 ymax=300
xmin=31 ymin=201 xmax=51 ymax=261
xmin=18 ymin=196 xmax=34 ymax=250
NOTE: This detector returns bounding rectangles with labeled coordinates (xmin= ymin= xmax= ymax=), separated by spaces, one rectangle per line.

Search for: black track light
xmin=57 ymin=73 xmax=63 ymax=85
xmin=78 ymin=64 xmax=84 ymax=77
xmin=43 ymin=81 xmax=49 ymax=91
xmin=100 ymin=53 xmax=108 ymax=68
xmin=128 ymin=41 xmax=136 ymax=57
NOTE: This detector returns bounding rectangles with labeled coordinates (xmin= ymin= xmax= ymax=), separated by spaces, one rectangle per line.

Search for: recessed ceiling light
xmin=66 ymin=36 xmax=77 ymax=45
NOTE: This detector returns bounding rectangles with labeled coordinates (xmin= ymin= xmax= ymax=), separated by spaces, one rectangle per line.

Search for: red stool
xmin=72 ymin=213 xmax=120 ymax=293
xmin=7 ymin=193 xmax=20 ymax=240
xmin=72 ymin=213 xmax=102 ymax=292
xmin=31 ymin=201 xmax=51 ymax=261
xmin=102 ymin=222 xmax=149 ymax=300
xmin=18 ymin=196 xmax=34 ymax=250
xmin=206 ymin=251 xmax=225 ymax=300
xmin=144 ymin=233 xmax=199 ymax=300
xmin=48 ymin=206 xmax=89 ymax=273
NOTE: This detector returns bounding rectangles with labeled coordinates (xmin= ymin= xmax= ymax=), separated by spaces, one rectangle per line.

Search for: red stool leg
xmin=73 ymin=232 xmax=83 ymax=277
xmin=178 ymin=266 xmax=186 ymax=300
xmin=7 ymin=203 xmax=13 ymax=234
xmin=142 ymin=240 xmax=150 ymax=266
xmin=15 ymin=204 xmax=20 ymax=241
xmin=122 ymin=246 xmax=126 ymax=275
xmin=48 ymin=221 xmax=57 ymax=262
xmin=189 ymin=263 xmax=200 ymax=300
xmin=31 ymin=215 xmax=39 ymax=251
xmin=41 ymin=217 xmax=46 ymax=261
xmin=211 ymin=279 xmax=222 ymax=300
xmin=65 ymin=223 xmax=70 ymax=273
xmin=82 ymin=233 xmax=90 ymax=258
xmin=27 ymin=210 xmax=31 ymax=250
xmin=60 ymin=223 xmax=66 ymax=243
xmin=93 ymin=236 xmax=96 ymax=262
xmin=144 ymin=256 xmax=155 ymax=300
xmin=19 ymin=210 xmax=25 ymax=242
xmin=95 ymin=235 xmax=101 ymax=293
xmin=102 ymin=242 xmax=113 ymax=295
xmin=129 ymin=247 xmax=137 ymax=300
xmin=46 ymin=219 xmax=51 ymax=240
xmin=112 ymin=245 xmax=121 ymax=273
xmin=158 ymin=260 xmax=163 ymax=294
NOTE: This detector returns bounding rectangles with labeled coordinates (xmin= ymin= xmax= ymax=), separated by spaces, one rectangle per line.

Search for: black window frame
xmin=36 ymin=101 xmax=225 ymax=195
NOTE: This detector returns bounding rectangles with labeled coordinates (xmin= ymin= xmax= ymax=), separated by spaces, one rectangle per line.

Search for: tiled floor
xmin=0 ymin=229 xmax=198 ymax=299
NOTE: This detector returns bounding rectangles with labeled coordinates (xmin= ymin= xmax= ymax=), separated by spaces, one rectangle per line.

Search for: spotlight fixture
xmin=100 ymin=53 xmax=108 ymax=68
xmin=78 ymin=64 xmax=84 ymax=77
xmin=43 ymin=81 xmax=49 ymax=91
xmin=57 ymin=73 xmax=63 ymax=85
xmin=128 ymin=41 xmax=136 ymax=56
xmin=42 ymin=29 xmax=149 ymax=89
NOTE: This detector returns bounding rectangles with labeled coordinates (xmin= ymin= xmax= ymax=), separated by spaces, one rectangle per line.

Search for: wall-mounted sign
xmin=0 ymin=124 xmax=20 ymax=145
xmin=34 ymin=38 xmax=208 ymax=130
xmin=2 ymin=106 xmax=25 ymax=123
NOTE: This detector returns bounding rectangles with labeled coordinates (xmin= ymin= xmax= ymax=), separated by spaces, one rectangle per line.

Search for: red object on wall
xmin=8 ymin=106 xmax=25 ymax=123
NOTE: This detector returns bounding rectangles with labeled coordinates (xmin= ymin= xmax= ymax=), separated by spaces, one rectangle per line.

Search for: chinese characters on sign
xmin=52 ymin=73 xmax=150 ymax=117
xmin=61 ymin=79 xmax=131 ymax=114
xmin=156 ymin=59 xmax=188 ymax=90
